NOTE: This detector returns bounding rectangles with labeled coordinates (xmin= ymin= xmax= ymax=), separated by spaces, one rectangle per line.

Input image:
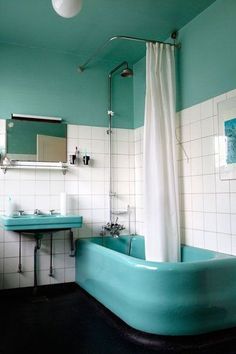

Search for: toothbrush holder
xmin=83 ymin=155 xmax=90 ymax=165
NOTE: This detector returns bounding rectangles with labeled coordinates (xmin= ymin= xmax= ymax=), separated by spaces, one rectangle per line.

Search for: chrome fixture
xmin=107 ymin=61 xmax=133 ymax=226
xmin=34 ymin=209 xmax=41 ymax=216
xmin=78 ymin=34 xmax=179 ymax=72
xmin=52 ymin=0 xmax=82 ymax=18
xmin=49 ymin=209 xmax=55 ymax=215
xmin=17 ymin=210 xmax=24 ymax=216
xmin=103 ymin=218 xmax=125 ymax=238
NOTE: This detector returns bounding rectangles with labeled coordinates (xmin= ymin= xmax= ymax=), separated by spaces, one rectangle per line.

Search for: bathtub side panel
xmin=75 ymin=240 xmax=236 ymax=335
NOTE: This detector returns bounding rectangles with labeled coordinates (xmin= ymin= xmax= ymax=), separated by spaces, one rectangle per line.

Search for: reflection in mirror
xmin=5 ymin=118 xmax=67 ymax=162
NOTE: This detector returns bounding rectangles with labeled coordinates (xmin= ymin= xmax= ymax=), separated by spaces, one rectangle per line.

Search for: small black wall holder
xmin=83 ymin=155 xmax=90 ymax=165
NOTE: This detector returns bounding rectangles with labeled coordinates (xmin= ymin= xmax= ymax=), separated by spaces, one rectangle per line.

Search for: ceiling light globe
xmin=52 ymin=0 xmax=82 ymax=18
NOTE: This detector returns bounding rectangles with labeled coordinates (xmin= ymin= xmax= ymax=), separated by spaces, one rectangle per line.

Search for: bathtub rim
xmin=76 ymin=235 xmax=236 ymax=272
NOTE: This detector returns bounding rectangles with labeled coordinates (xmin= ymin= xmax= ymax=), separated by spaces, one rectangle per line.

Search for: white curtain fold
xmin=143 ymin=42 xmax=180 ymax=262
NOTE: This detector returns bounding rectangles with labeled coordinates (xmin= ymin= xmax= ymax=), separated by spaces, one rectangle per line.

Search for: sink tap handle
xmin=18 ymin=210 xmax=24 ymax=216
xmin=49 ymin=209 xmax=55 ymax=215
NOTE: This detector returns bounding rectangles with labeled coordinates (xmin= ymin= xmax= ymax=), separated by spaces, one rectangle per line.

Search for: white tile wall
xmin=2 ymin=89 xmax=236 ymax=290
xmin=0 ymin=124 xmax=135 ymax=289
xmin=178 ymin=89 xmax=236 ymax=255
xmin=134 ymin=88 xmax=236 ymax=257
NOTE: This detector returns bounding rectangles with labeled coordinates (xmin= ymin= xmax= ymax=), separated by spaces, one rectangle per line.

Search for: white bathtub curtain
xmin=143 ymin=42 xmax=180 ymax=262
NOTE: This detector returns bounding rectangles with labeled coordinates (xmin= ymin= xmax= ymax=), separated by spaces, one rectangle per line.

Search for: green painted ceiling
xmin=0 ymin=0 xmax=216 ymax=64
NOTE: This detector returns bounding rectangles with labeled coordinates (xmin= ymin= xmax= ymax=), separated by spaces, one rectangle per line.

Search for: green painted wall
xmin=133 ymin=0 xmax=236 ymax=126
xmin=177 ymin=0 xmax=236 ymax=111
xmin=0 ymin=43 xmax=133 ymax=128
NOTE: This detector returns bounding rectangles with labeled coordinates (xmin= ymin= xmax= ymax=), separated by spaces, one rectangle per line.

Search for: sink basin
xmin=0 ymin=214 xmax=83 ymax=231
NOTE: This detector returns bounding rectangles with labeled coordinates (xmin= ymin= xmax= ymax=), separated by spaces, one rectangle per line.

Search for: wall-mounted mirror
xmin=5 ymin=118 xmax=67 ymax=163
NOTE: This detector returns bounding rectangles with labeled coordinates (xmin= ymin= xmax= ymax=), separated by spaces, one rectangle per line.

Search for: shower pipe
xmin=78 ymin=33 xmax=179 ymax=228
xmin=77 ymin=33 xmax=179 ymax=72
xmin=107 ymin=61 xmax=133 ymax=225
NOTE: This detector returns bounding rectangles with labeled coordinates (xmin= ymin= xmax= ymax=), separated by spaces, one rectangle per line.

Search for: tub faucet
xmin=103 ymin=218 xmax=125 ymax=238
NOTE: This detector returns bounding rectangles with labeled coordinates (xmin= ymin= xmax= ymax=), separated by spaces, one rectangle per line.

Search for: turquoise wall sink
xmin=0 ymin=214 xmax=83 ymax=231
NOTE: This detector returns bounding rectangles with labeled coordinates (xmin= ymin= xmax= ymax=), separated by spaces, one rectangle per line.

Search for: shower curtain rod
xmin=78 ymin=34 xmax=179 ymax=72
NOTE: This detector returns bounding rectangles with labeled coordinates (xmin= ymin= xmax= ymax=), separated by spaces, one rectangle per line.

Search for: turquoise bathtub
xmin=75 ymin=235 xmax=236 ymax=336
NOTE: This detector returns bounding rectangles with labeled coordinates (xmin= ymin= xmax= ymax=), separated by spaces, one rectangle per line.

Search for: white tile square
xmin=190 ymin=121 xmax=201 ymax=140
xmin=180 ymin=108 xmax=191 ymax=126
xmin=3 ymin=273 xmax=19 ymax=289
xmin=91 ymin=181 xmax=104 ymax=195
xmin=200 ymin=99 xmax=213 ymax=119
xmin=230 ymin=180 xmax=236 ymax=193
xmin=216 ymin=194 xmax=230 ymax=213
xmin=91 ymin=140 xmax=105 ymax=154
xmin=67 ymin=124 xmax=79 ymax=139
xmin=191 ymin=176 xmax=203 ymax=194
xmin=231 ymin=215 xmax=236 ymax=235
xmin=216 ymin=213 xmax=231 ymax=234
xmin=192 ymin=212 xmax=204 ymax=229
xmin=231 ymin=236 xmax=236 ymax=255
xmin=204 ymin=213 xmax=217 ymax=232
xmin=193 ymin=229 xmax=205 ymax=248
xmin=64 ymin=181 xmax=78 ymax=195
xmin=202 ymin=136 xmax=216 ymax=156
xmin=91 ymin=127 xmax=105 ymax=140
xmin=65 ymin=268 xmax=75 ymax=282
xmin=4 ymin=242 xmax=19 ymax=257
xmin=204 ymin=232 xmax=217 ymax=251
xmin=213 ymin=93 xmax=227 ymax=115
xmin=190 ymin=157 xmax=202 ymax=176
xmin=78 ymin=125 xmax=92 ymax=139
xmin=201 ymin=117 xmax=214 ymax=137
xmin=0 ymin=119 xmax=6 ymax=134
xmin=190 ymin=139 xmax=202 ymax=158
xmin=116 ymin=129 xmax=129 ymax=142
xmin=20 ymin=272 xmax=34 ymax=288
xmin=217 ymin=233 xmax=232 ymax=254
xmin=179 ymin=142 xmax=191 ymax=161
xmin=203 ymin=174 xmax=216 ymax=194
xmin=189 ymin=104 xmax=201 ymax=123
xmin=192 ymin=194 xmax=203 ymax=212
xmin=215 ymin=175 xmax=229 ymax=193
xmin=180 ymin=124 xmax=190 ymax=143
xmin=20 ymin=180 xmax=35 ymax=196
xmin=202 ymin=155 xmax=216 ymax=175
xmin=50 ymin=181 xmax=65 ymax=195
xmin=4 ymin=257 xmax=18 ymax=273
xmin=35 ymin=181 xmax=50 ymax=195
xmin=203 ymin=194 xmax=216 ymax=213
xmin=117 ymin=142 xmax=129 ymax=155
xmin=230 ymin=194 xmax=236 ymax=213
xmin=179 ymin=176 xmax=191 ymax=194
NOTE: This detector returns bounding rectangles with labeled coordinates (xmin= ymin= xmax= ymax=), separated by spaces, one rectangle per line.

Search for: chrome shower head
xmin=120 ymin=66 xmax=133 ymax=77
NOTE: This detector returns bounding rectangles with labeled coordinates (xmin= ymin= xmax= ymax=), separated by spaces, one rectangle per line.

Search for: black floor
xmin=0 ymin=283 xmax=236 ymax=354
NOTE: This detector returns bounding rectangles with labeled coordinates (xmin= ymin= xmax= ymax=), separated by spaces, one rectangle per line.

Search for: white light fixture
xmin=52 ymin=0 xmax=82 ymax=18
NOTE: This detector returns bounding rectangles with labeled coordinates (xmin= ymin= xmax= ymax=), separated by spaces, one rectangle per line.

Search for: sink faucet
xmin=34 ymin=209 xmax=41 ymax=215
